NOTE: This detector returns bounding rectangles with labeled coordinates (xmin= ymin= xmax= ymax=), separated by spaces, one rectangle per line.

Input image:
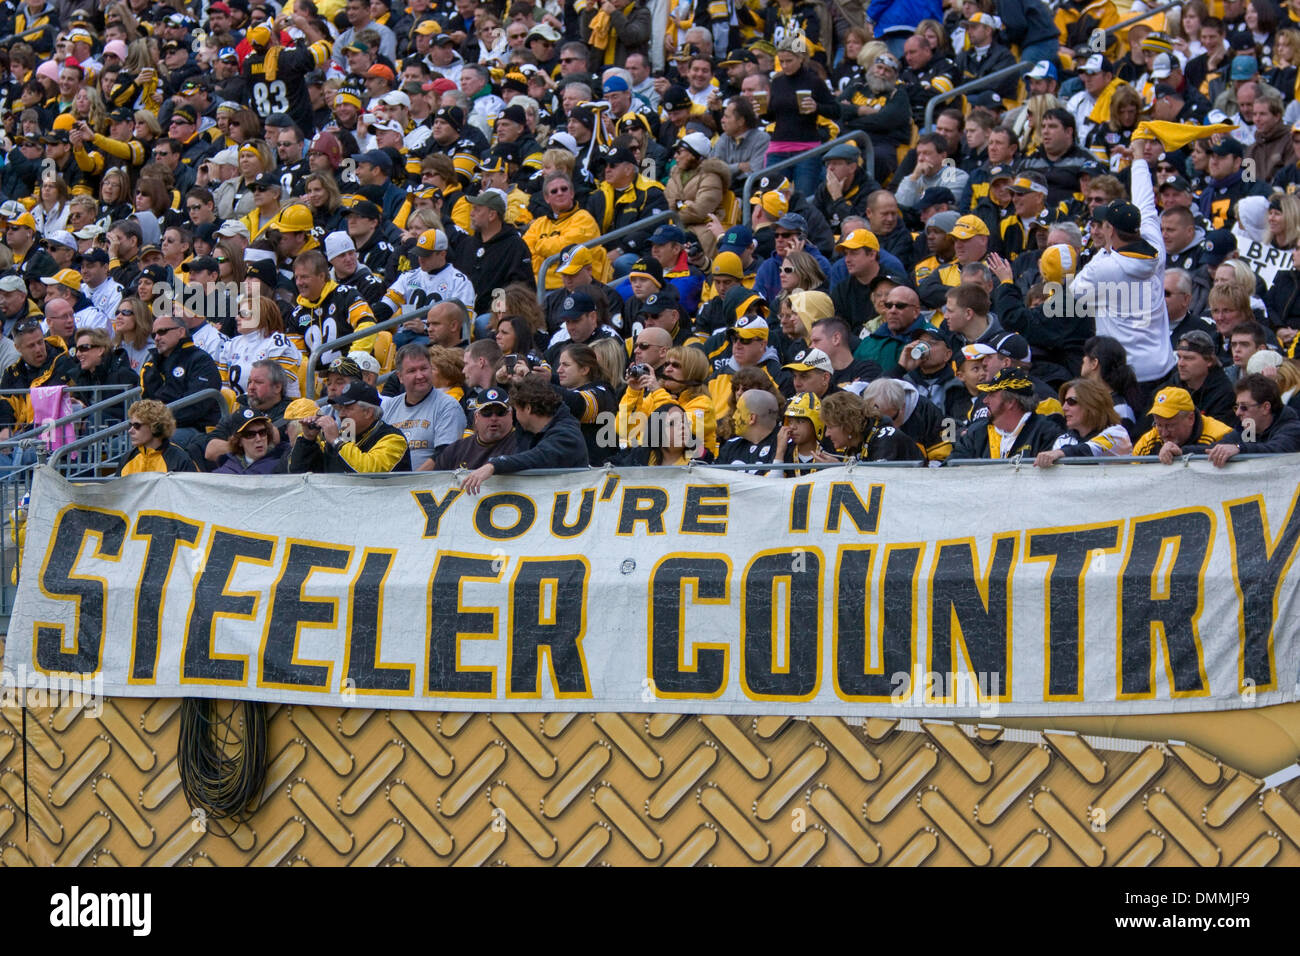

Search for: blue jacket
xmin=998 ymin=0 xmax=1060 ymax=47
xmin=867 ymin=0 xmax=942 ymax=35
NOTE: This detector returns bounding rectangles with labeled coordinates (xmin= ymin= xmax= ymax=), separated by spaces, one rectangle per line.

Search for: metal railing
xmin=740 ymin=131 xmax=876 ymax=226
xmin=534 ymin=210 xmax=678 ymax=305
xmin=304 ymin=311 xmax=430 ymax=400
xmin=0 ymin=386 xmax=140 ymax=453
xmin=48 ymin=389 xmax=226 ymax=470
xmin=924 ymin=61 xmax=1036 ymax=133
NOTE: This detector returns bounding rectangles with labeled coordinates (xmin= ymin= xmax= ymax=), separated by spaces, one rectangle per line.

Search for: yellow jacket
xmin=618 ymin=386 xmax=718 ymax=456
xmin=523 ymin=207 xmax=601 ymax=289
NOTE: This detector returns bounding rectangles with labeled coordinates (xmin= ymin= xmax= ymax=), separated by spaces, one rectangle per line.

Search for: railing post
xmin=740 ymin=131 xmax=874 ymax=226
xmin=924 ymin=62 xmax=1035 ymax=133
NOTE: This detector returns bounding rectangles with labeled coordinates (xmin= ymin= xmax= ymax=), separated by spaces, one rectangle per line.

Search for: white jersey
xmin=382 ymin=262 xmax=476 ymax=316
xmin=87 ymin=278 xmax=123 ymax=325
xmin=1070 ymin=158 xmax=1175 ymax=383
xmin=73 ymin=303 xmax=110 ymax=333
xmin=219 ymin=331 xmax=303 ymax=397
xmin=190 ymin=321 xmax=228 ymax=363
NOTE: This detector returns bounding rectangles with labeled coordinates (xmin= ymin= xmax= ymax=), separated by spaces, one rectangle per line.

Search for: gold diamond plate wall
xmin=3 ymin=691 xmax=1300 ymax=866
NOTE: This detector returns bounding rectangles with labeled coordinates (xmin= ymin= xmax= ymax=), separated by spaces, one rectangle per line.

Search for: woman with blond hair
xmin=303 ymin=172 xmax=345 ymax=233
xmin=1035 ymin=377 xmax=1132 ymax=466
xmin=621 ymin=344 xmax=718 ymax=454
xmin=116 ymin=399 xmax=197 ymax=474
xmin=1085 ymin=84 xmax=1141 ymax=168
xmin=428 ymin=346 xmax=467 ymax=403
xmin=1268 ymin=193 xmax=1300 ymax=248
xmin=219 ymin=296 xmax=302 ymax=397
xmin=112 ymin=296 xmax=154 ymax=372
xmin=778 ymin=249 xmax=828 ymax=295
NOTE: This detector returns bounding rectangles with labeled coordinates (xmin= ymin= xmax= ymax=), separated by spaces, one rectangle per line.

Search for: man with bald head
xmin=856 ymin=284 xmax=927 ymax=372
xmin=630 ymin=326 xmax=673 ymax=376
xmin=716 ymin=388 xmax=781 ymax=473
xmin=43 ymin=298 xmax=77 ymax=345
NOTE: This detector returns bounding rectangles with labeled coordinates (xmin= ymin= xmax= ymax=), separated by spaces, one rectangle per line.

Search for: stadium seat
xmin=372 ymin=330 xmax=395 ymax=373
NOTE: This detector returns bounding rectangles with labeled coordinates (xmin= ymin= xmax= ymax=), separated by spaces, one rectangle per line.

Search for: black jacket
xmin=65 ymin=347 xmax=140 ymax=422
xmin=489 ymin=403 xmax=589 ymax=472
xmin=139 ymin=339 xmax=222 ymax=429
xmin=1183 ymin=365 xmax=1237 ymax=424
xmin=813 ymin=167 xmax=877 ymax=235
xmin=951 ymin=411 xmax=1065 ymax=459
xmin=454 ymin=224 xmax=535 ymax=314
xmin=993 ymin=281 xmax=1092 ymax=380
xmin=1223 ymin=404 xmax=1300 ymax=455
xmin=285 ymin=418 xmax=413 ymax=473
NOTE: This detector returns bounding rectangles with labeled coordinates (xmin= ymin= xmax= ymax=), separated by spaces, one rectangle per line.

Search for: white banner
xmin=6 ymin=462 xmax=1300 ymax=718
xmin=1233 ymin=228 xmax=1290 ymax=285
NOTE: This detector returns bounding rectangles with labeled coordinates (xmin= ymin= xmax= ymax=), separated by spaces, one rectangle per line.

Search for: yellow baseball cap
xmin=275 ymin=204 xmax=314 ymax=233
xmin=950 ymin=214 xmax=991 ymax=240
xmin=247 ymin=24 xmax=273 ymax=47
xmin=41 ymin=268 xmax=82 ymax=291
xmin=750 ymin=190 xmax=788 ymax=218
xmin=557 ymin=245 xmax=593 ymax=275
xmin=415 ymin=19 xmax=442 ymax=35
xmin=1148 ymin=387 xmax=1195 ymax=418
xmin=836 ymin=228 xmax=879 ymax=253
xmin=8 ymin=212 xmax=36 ymax=230
xmin=52 ymin=113 xmax=76 ymax=131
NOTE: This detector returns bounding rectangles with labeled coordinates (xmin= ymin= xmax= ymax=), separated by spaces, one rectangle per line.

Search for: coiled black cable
xmin=177 ymin=697 xmax=268 ymax=836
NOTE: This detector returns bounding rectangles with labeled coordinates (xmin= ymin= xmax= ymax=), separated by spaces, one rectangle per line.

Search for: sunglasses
xmin=74 ymin=343 xmax=102 ymax=352
xmin=634 ymin=342 xmax=655 ymax=350
xmin=1063 ymin=396 xmax=1079 ymax=407
xmin=774 ymin=231 xmax=798 ymax=239
xmin=153 ymin=325 xmax=182 ymax=335
xmin=241 ymin=427 xmax=269 ymax=438
xmin=477 ymin=405 xmax=509 ymax=417
xmin=883 ymin=301 xmax=912 ymax=309
xmin=116 ymin=308 xmax=134 ymax=315
xmin=547 ymin=187 xmax=571 ymax=195
xmin=780 ymin=266 xmax=796 ymax=274
xmin=560 ymin=56 xmax=582 ymax=62
xmin=128 ymin=421 xmax=147 ymax=429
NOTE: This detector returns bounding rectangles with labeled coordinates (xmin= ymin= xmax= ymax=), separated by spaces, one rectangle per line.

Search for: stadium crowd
xmin=0 ymin=0 xmax=1296 ymax=483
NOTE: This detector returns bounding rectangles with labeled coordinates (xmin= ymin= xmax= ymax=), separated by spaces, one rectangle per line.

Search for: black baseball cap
xmin=471 ymin=386 xmax=510 ymax=411
xmin=347 ymin=200 xmax=382 ymax=220
xmin=556 ymin=290 xmax=596 ymax=320
xmin=329 ymin=381 xmax=382 ymax=406
xmin=1105 ymin=200 xmax=1142 ymax=233
xmin=641 ymin=287 xmax=680 ymax=314
xmin=918 ymin=187 xmax=955 ymax=209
